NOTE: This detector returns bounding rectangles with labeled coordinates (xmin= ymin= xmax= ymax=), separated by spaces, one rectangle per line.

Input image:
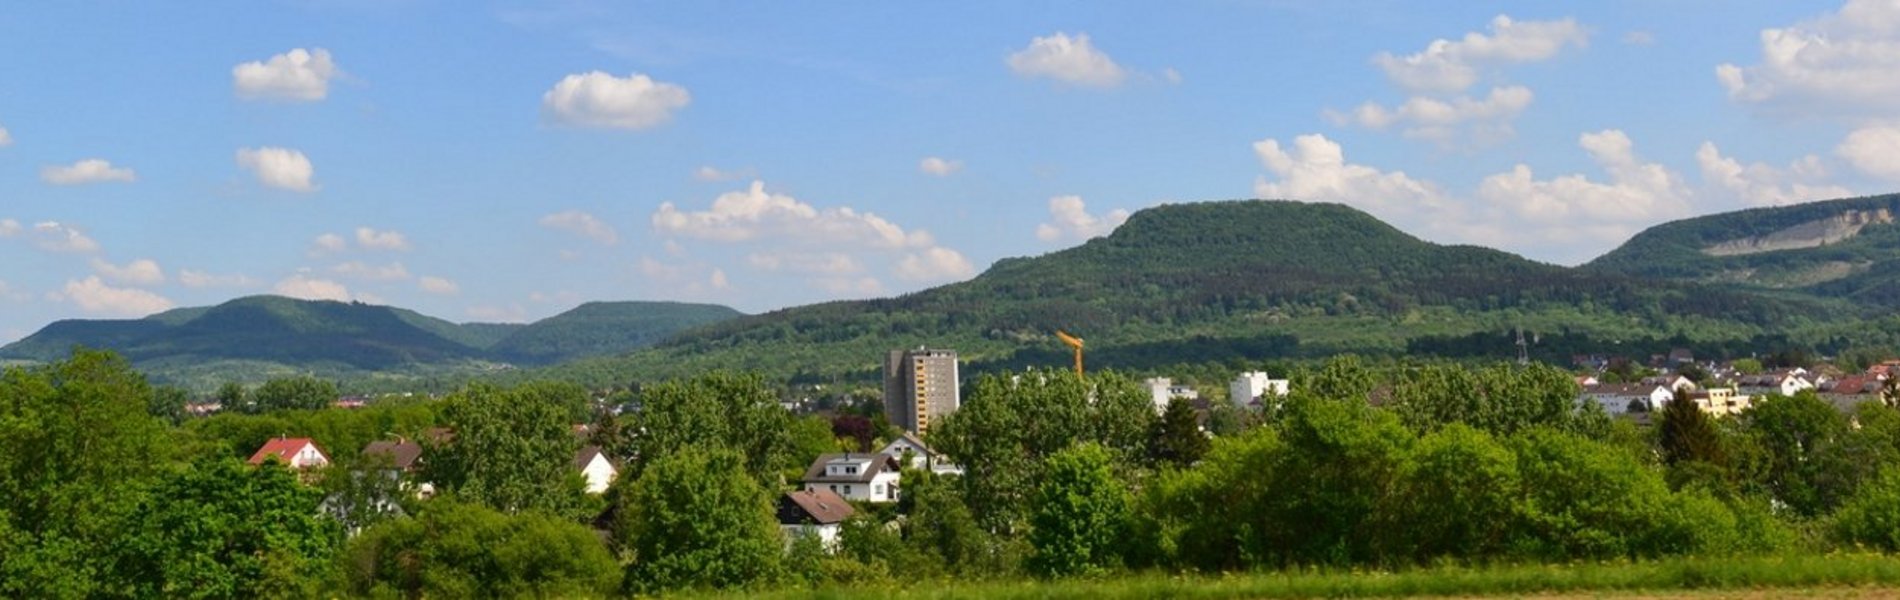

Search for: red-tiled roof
xmin=249 ymin=437 xmax=322 ymax=466
xmin=778 ymin=488 xmax=855 ymax=526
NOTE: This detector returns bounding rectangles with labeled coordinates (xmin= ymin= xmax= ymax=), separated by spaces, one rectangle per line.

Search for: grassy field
xmin=729 ymin=555 xmax=1900 ymax=599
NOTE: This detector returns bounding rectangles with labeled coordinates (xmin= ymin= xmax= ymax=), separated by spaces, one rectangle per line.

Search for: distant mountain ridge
xmin=0 ymin=296 xmax=742 ymax=390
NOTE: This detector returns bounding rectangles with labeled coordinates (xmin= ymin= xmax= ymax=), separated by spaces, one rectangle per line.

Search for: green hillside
xmin=1587 ymin=193 xmax=1900 ymax=305
xmin=489 ymin=301 xmax=744 ymax=365
xmin=539 ymin=200 xmax=1840 ymax=387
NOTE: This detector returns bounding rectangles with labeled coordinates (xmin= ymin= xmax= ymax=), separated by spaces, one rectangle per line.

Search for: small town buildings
xmin=574 ymin=446 xmax=617 ymax=495
xmin=249 ymin=437 xmax=329 ymax=469
xmin=1682 ymin=387 xmax=1753 ymax=417
xmin=1144 ymin=377 xmax=1200 ymax=414
xmin=1822 ymin=375 xmax=1885 ymax=411
xmin=1580 ymin=383 xmax=1673 ymax=415
xmin=801 ymin=453 xmax=902 ymax=503
xmin=1736 ymin=369 xmax=1818 ymax=398
xmin=1642 ymin=374 xmax=1698 ymax=393
xmin=1230 ymin=371 xmax=1290 ymax=407
xmin=777 ymin=488 xmax=855 ymax=550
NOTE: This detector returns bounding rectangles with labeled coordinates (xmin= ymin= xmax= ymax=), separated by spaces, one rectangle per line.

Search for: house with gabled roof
xmin=777 ymin=488 xmax=855 ymax=550
xmin=801 ymin=453 xmax=901 ymax=503
xmin=249 ymin=437 xmax=329 ymax=469
xmin=1580 ymin=383 xmax=1672 ymax=415
xmin=574 ymin=446 xmax=617 ymax=494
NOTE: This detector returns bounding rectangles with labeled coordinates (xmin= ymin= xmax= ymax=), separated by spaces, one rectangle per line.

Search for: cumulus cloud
xmin=330 ymin=261 xmax=411 ymax=281
xmin=235 ymin=146 xmax=317 ymax=192
xmin=693 ymin=165 xmax=755 ymax=182
xmin=178 ymin=269 xmax=256 ymax=288
xmin=1716 ymin=0 xmax=1900 ymax=118
xmin=273 ymin=274 xmax=353 ymax=302
xmin=1837 ymin=125 xmax=1900 ymax=180
xmin=90 ymin=258 xmax=165 ymax=286
xmin=1252 ymin=134 xmax=1452 ymax=221
xmin=311 ymin=233 xmax=347 ymax=255
xmin=1476 ymin=130 xmax=1693 ymax=224
xmin=1698 ymin=142 xmax=1851 ymax=206
xmin=895 ymin=247 xmax=977 ymax=282
xmin=233 ymin=48 xmax=339 ymax=101
xmin=29 ymin=222 xmax=101 ymax=253
xmin=354 ymin=227 xmax=410 ymax=251
xmin=59 ymin=277 xmax=173 ymax=316
xmin=538 ymin=210 xmax=618 ymax=245
xmin=1335 ymin=85 xmax=1534 ymax=144
xmin=42 ymin=159 xmax=135 ymax=185
xmin=1036 ymin=196 xmax=1131 ymax=242
xmin=1006 ymin=32 xmax=1128 ymax=88
xmin=654 ymin=181 xmax=935 ymax=248
xmin=1374 ymin=15 xmax=1589 ymax=93
xmin=919 ymin=157 xmax=964 ymax=176
xmin=542 ymin=71 xmax=691 ymax=130
xmin=418 ymin=276 xmax=460 ymax=295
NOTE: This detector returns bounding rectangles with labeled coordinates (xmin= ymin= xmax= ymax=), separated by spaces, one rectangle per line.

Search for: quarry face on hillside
xmin=1702 ymin=209 xmax=1894 ymax=257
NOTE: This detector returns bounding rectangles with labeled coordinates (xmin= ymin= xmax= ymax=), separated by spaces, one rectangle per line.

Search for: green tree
xmin=214 ymin=381 xmax=248 ymax=409
xmin=1731 ymin=358 xmax=1764 ymax=375
xmin=617 ymin=446 xmax=784 ymax=592
xmin=344 ymin=500 xmax=620 ymax=598
xmin=934 ymin=369 xmax=1092 ymax=532
xmin=1659 ymin=385 xmax=1725 ymax=467
xmin=1088 ymin=372 xmax=1155 ymax=461
xmin=1832 ymin=467 xmax=1900 ymax=551
xmin=1380 ymin=424 xmax=1520 ymax=563
xmin=903 ymin=469 xmax=1005 ymax=577
xmin=632 ymin=372 xmax=798 ymax=487
xmin=1150 ymin=397 xmax=1209 ymax=467
xmin=121 ymin=457 xmax=342 ymax=598
xmin=1028 ymin=443 xmax=1130 ymax=578
xmin=248 ymin=376 xmax=338 ymax=413
xmin=1736 ymin=391 xmax=1863 ymax=516
xmin=149 ymin=385 xmax=191 ymax=425
xmin=424 ymin=383 xmax=586 ymax=517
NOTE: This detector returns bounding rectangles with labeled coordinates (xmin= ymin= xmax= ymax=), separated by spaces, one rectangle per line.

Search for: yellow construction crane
xmin=1055 ymin=330 xmax=1085 ymax=378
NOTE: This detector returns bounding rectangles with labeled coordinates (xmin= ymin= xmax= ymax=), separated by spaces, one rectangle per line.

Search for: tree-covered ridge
xmin=0 ymin=295 xmax=743 ymax=390
xmin=1587 ymin=193 xmax=1900 ymax=304
xmin=544 ymin=200 xmax=1840 ymax=386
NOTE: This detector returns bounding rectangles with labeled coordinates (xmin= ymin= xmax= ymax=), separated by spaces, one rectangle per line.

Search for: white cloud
xmin=1837 ymin=125 xmax=1900 ymax=180
xmin=1698 ymin=142 xmax=1851 ymax=206
xmin=654 ymin=181 xmax=935 ymax=248
xmin=235 ymin=146 xmax=317 ymax=192
xmin=1336 ymin=85 xmax=1534 ymax=144
xmin=90 ymin=258 xmax=165 ymax=286
xmin=0 ymin=219 xmax=18 ymax=237
xmin=273 ymin=274 xmax=353 ymax=302
xmin=709 ymin=268 xmax=730 ymax=290
xmin=0 ymin=123 xmax=11 ymax=147
xmin=1036 ymin=196 xmax=1130 ymax=242
xmin=1006 ymin=32 xmax=1128 ymax=88
xmin=1716 ymin=0 xmax=1900 ymax=118
xmin=538 ymin=210 xmax=618 ymax=245
xmin=919 ymin=157 xmax=964 ymax=177
xmin=419 ymin=276 xmax=460 ymax=295
xmin=745 ymin=252 xmax=863 ymax=274
xmin=1374 ymin=15 xmax=1589 ymax=93
xmin=1476 ymin=130 xmax=1693 ymax=224
xmin=312 ymin=233 xmax=347 ymax=255
xmin=895 ymin=247 xmax=977 ymax=282
xmin=541 ymin=71 xmax=691 ymax=130
xmin=29 ymin=222 xmax=101 ymax=253
xmin=233 ymin=48 xmax=339 ymax=101
xmin=693 ymin=165 xmax=755 ymax=182
xmin=42 ymin=159 xmax=135 ymax=185
xmin=354 ymin=227 xmax=410 ymax=251
xmin=59 ymin=277 xmax=173 ymax=316
xmin=1252 ymin=134 xmax=1452 ymax=221
xmin=178 ymin=269 xmax=256 ymax=288
xmin=330 ymin=261 xmax=412 ymax=281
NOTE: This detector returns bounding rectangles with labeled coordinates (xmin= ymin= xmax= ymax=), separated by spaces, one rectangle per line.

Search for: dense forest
xmin=12 ymin=348 xmax=1900 ymax=596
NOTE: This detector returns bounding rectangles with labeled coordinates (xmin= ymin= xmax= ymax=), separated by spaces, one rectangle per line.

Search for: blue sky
xmin=3 ymin=1 xmax=1899 ymax=342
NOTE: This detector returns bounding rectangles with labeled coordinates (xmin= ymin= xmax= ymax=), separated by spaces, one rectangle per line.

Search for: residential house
xmin=1580 ymin=383 xmax=1672 ymax=415
xmin=574 ymin=446 xmax=618 ymax=494
xmin=1680 ymin=388 xmax=1752 ymax=417
xmin=1737 ymin=369 xmax=1818 ymax=398
xmin=249 ymin=437 xmax=329 ymax=469
xmin=1229 ymin=371 xmax=1290 ymax=407
xmin=801 ymin=453 xmax=902 ymax=503
xmin=1642 ymin=374 xmax=1698 ymax=393
xmin=876 ymin=431 xmax=963 ymax=476
xmin=1144 ymin=377 xmax=1200 ymax=414
xmin=1822 ymin=375 xmax=1885 ymax=412
xmin=361 ymin=438 xmax=432 ymax=497
xmin=777 ymin=488 xmax=855 ymax=551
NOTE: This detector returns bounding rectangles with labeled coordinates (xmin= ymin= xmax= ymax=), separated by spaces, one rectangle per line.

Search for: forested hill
xmin=0 ymin=296 xmax=742 ymax=390
xmin=1586 ymin=193 xmax=1900 ymax=307
xmin=541 ymin=199 xmax=1832 ymax=387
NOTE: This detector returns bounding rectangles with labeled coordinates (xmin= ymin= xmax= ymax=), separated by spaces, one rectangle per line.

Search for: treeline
xmin=13 ymin=350 xmax=1900 ymax=596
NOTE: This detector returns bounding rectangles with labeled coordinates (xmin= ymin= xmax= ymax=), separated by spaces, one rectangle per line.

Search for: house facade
xmin=1229 ymin=371 xmax=1290 ymax=407
xmin=574 ymin=446 xmax=617 ymax=494
xmin=777 ymin=488 xmax=855 ymax=551
xmin=1580 ymin=383 xmax=1672 ymax=415
xmin=801 ymin=453 xmax=902 ymax=503
xmin=1144 ymin=377 xmax=1201 ymax=414
xmin=248 ymin=437 xmax=329 ymax=469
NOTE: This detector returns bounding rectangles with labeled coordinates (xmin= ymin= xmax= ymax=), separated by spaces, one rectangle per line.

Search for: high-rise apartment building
xmin=883 ymin=348 xmax=960 ymax=436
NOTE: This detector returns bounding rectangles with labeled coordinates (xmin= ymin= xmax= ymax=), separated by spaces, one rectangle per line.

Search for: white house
xmin=574 ymin=446 xmax=617 ymax=494
xmin=248 ymin=437 xmax=329 ymax=469
xmin=777 ymin=488 xmax=855 ymax=551
xmin=801 ymin=453 xmax=902 ymax=503
xmin=1230 ymin=371 xmax=1290 ymax=407
xmin=876 ymin=431 xmax=962 ymax=475
xmin=1580 ymin=383 xmax=1673 ymax=415
xmin=1144 ymin=377 xmax=1200 ymax=414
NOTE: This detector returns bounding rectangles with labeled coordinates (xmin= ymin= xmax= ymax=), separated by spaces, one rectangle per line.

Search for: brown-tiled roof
xmin=778 ymin=488 xmax=855 ymax=526
xmin=574 ymin=445 xmax=611 ymax=470
xmin=801 ymin=453 xmax=898 ymax=484
xmin=362 ymin=440 xmax=423 ymax=470
xmin=249 ymin=437 xmax=322 ymax=466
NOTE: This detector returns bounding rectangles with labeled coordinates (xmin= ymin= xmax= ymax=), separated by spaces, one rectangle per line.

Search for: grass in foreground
xmin=733 ymin=554 xmax=1900 ymax=599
